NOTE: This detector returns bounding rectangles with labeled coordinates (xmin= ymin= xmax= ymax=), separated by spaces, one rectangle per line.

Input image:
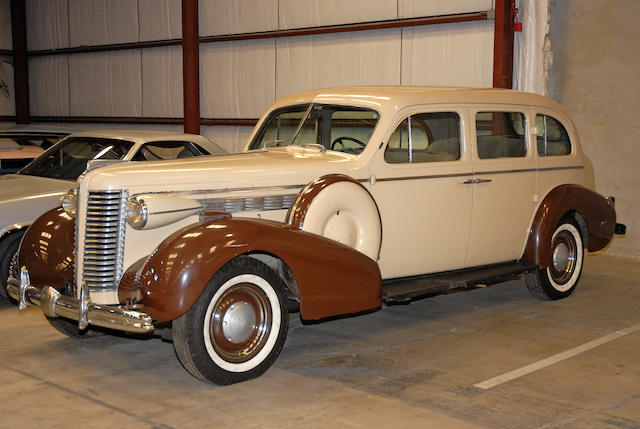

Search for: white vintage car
xmin=0 ymin=130 xmax=224 ymax=299
xmin=8 ymin=87 xmax=624 ymax=385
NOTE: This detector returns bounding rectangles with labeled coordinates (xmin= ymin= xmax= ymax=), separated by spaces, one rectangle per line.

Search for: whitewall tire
xmin=526 ymin=219 xmax=584 ymax=300
xmin=172 ymin=256 xmax=288 ymax=385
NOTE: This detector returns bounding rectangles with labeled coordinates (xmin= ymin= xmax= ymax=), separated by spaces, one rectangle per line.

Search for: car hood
xmin=0 ymin=174 xmax=72 ymax=203
xmin=82 ymin=147 xmax=362 ymax=193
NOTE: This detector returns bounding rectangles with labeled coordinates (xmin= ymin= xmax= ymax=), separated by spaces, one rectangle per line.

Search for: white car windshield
xmin=249 ymin=103 xmax=379 ymax=155
xmin=20 ymin=137 xmax=134 ymax=180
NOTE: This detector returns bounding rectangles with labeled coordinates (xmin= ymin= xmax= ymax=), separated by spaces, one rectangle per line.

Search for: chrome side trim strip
xmin=377 ymin=172 xmax=474 ymax=182
xmin=375 ymin=166 xmax=584 ymax=183
xmin=133 ymin=184 xmax=306 ymax=198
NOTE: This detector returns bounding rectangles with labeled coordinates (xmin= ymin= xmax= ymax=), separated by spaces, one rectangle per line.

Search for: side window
xmin=384 ymin=112 xmax=461 ymax=163
xmin=536 ymin=114 xmax=571 ymax=156
xmin=476 ymin=112 xmax=526 ymax=159
xmin=133 ymin=141 xmax=200 ymax=161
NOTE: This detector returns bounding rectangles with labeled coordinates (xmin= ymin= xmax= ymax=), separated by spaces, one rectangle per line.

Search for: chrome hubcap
xmin=221 ymin=301 xmax=256 ymax=343
xmin=552 ymin=242 xmax=570 ymax=272
xmin=549 ymin=230 xmax=577 ymax=285
xmin=210 ymin=283 xmax=272 ymax=363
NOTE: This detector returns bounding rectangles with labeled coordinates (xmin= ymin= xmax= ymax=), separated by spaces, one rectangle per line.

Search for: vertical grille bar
xmin=82 ymin=190 xmax=128 ymax=292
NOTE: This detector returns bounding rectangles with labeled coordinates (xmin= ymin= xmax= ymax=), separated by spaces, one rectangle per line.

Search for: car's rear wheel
xmin=172 ymin=256 xmax=288 ymax=385
xmin=526 ymin=219 xmax=584 ymax=300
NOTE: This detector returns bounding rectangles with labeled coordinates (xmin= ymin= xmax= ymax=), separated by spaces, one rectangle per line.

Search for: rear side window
xmin=476 ymin=112 xmax=526 ymax=159
xmin=385 ymin=112 xmax=460 ymax=163
xmin=536 ymin=115 xmax=571 ymax=156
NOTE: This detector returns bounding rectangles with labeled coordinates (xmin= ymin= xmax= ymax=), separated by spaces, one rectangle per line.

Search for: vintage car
xmin=0 ymin=125 xmax=73 ymax=175
xmin=0 ymin=130 xmax=225 ymax=299
xmin=8 ymin=87 xmax=625 ymax=385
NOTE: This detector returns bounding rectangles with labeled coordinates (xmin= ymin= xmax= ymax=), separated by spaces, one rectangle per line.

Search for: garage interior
xmin=1 ymin=1 xmax=638 ymax=428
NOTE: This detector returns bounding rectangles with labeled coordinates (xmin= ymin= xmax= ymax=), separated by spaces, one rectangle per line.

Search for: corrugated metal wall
xmin=3 ymin=0 xmax=498 ymax=152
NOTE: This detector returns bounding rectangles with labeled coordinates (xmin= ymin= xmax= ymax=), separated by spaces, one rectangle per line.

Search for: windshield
xmin=20 ymin=137 xmax=134 ymax=180
xmin=248 ymin=104 xmax=379 ymax=155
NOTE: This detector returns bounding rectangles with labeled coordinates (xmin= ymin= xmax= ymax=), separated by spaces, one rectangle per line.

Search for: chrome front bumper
xmin=7 ymin=267 xmax=154 ymax=334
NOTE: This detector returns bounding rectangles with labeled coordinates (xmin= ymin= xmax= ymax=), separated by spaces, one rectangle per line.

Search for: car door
xmin=369 ymin=107 xmax=473 ymax=279
xmin=465 ymin=107 xmax=537 ymax=267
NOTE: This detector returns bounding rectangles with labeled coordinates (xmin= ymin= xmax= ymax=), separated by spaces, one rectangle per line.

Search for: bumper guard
xmin=7 ymin=267 xmax=154 ymax=334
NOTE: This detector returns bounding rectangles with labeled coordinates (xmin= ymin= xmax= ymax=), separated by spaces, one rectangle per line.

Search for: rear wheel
xmin=526 ymin=219 xmax=584 ymax=300
xmin=172 ymin=256 xmax=289 ymax=385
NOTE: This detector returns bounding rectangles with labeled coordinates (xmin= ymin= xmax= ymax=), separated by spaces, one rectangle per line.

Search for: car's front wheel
xmin=0 ymin=230 xmax=24 ymax=301
xmin=172 ymin=256 xmax=289 ymax=385
xmin=526 ymin=218 xmax=584 ymax=300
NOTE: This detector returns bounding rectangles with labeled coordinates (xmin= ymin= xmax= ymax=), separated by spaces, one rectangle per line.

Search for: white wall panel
xmin=399 ymin=0 xmax=493 ymax=18
xmin=0 ymin=2 xmax=11 ymax=50
xmin=199 ymin=0 xmax=278 ymax=36
xmin=141 ymin=47 xmax=183 ymax=117
xmin=69 ymin=51 xmax=142 ymax=116
xmin=29 ymin=55 xmax=69 ymax=116
xmin=401 ymin=21 xmax=493 ymax=87
xmin=138 ymin=0 xmax=182 ymax=41
xmin=69 ymin=0 xmax=139 ymax=46
xmin=200 ymin=39 xmax=275 ymax=118
xmin=276 ymin=29 xmax=401 ymax=100
xmin=278 ymin=0 xmax=397 ymax=29
xmin=0 ymin=57 xmax=14 ymax=115
xmin=26 ymin=0 xmax=69 ymax=50
xmin=201 ymin=125 xmax=254 ymax=154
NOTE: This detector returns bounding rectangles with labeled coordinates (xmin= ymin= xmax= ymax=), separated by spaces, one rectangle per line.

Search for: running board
xmin=382 ymin=261 xmax=539 ymax=304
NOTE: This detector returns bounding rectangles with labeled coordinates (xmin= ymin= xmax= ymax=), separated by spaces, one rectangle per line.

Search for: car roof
xmin=64 ymin=130 xmax=209 ymax=144
xmin=270 ymin=86 xmax=566 ymax=114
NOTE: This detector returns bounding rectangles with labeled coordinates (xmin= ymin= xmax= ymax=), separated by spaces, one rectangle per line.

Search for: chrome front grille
xmin=201 ymin=194 xmax=297 ymax=213
xmin=82 ymin=190 xmax=127 ymax=292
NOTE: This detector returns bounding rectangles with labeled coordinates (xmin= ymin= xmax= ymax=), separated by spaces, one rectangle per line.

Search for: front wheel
xmin=526 ymin=219 xmax=584 ymax=300
xmin=172 ymin=256 xmax=289 ymax=385
xmin=0 ymin=230 xmax=24 ymax=301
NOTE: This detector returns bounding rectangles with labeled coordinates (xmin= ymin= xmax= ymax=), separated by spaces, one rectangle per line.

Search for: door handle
xmin=460 ymin=178 xmax=493 ymax=185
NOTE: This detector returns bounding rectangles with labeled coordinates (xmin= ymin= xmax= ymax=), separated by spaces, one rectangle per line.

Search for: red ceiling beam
xmin=182 ymin=0 xmax=200 ymax=134
xmin=492 ymin=0 xmax=515 ymax=89
xmin=10 ymin=0 xmax=30 ymax=124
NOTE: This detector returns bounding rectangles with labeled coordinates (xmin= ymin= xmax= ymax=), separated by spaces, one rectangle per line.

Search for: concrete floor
xmin=1 ymin=254 xmax=639 ymax=428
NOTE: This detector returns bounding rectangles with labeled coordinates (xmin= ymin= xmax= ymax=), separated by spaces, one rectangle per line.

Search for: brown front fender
xmin=19 ymin=207 xmax=75 ymax=291
xmin=120 ymin=217 xmax=382 ymax=322
xmin=523 ymin=184 xmax=616 ymax=268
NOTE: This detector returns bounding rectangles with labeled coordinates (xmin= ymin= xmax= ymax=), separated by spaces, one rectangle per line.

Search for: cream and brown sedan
xmin=8 ymin=87 xmax=625 ymax=385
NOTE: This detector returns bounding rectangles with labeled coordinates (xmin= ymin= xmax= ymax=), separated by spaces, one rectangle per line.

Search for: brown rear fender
xmin=523 ymin=184 xmax=616 ymax=268
xmin=19 ymin=207 xmax=75 ymax=291
xmin=120 ymin=217 xmax=382 ymax=322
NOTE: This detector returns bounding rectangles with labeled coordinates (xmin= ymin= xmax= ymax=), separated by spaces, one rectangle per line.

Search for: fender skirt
xmin=523 ymin=184 xmax=616 ymax=268
xmin=119 ymin=217 xmax=382 ymax=322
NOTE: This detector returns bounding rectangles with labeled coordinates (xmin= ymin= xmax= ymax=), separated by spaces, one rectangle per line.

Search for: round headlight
xmin=126 ymin=197 xmax=148 ymax=230
xmin=62 ymin=189 xmax=78 ymax=218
